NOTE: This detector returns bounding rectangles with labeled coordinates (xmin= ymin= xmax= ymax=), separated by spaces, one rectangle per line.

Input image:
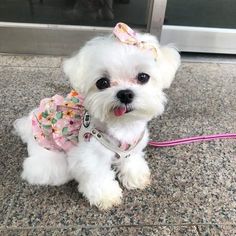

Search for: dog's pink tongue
xmin=114 ymin=106 xmax=126 ymax=116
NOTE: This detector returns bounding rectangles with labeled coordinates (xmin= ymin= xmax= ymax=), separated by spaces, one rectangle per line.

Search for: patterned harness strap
xmin=79 ymin=112 xmax=146 ymax=159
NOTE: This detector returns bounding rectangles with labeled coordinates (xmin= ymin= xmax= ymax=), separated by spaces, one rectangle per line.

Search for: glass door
xmin=0 ymin=0 xmax=150 ymax=28
xmin=0 ymin=0 xmax=154 ymax=55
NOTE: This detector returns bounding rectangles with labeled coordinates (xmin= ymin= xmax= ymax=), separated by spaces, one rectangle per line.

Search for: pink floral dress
xmin=32 ymin=90 xmax=85 ymax=152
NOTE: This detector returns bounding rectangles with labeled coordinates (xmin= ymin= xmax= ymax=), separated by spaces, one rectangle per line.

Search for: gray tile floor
xmin=0 ymin=54 xmax=236 ymax=235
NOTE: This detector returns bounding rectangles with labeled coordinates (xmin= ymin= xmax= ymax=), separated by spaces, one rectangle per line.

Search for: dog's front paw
xmin=96 ymin=182 xmax=122 ymax=210
xmin=79 ymin=180 xmax=122 ymax=210
xmin=117 ymin=155 xmax=151 ymax=190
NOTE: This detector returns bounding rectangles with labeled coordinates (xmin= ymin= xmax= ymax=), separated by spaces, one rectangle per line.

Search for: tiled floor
xmin=0 ymin=55 xmax=236 ymax=235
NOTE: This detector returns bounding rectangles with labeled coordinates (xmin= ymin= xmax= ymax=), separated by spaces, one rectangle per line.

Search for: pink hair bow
xmin=113 ymin=22 xmax=158 ymax=60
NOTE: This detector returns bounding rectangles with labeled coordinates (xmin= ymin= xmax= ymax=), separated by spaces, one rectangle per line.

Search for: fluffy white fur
xmin=14 ymin=31 xmax=180 ymax=210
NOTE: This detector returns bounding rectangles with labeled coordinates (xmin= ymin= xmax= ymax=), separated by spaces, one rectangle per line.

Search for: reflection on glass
xmin=165 ymin=0 xmax=236 ymax=29
xmin=0 ymin=0 xmax=148 ymax=28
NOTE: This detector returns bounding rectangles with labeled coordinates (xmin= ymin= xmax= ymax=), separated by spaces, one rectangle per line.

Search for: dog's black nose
xmin=116 ymin=89 xmax=134 ymax=104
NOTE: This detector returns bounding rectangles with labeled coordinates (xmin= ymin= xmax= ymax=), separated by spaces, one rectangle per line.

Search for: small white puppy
xmin=14 ymin=23 xmax=180 ymax=210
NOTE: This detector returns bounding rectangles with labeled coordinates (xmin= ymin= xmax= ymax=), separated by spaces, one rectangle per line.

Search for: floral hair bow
xmin=113 ymin=22 xmax=158 ymax=60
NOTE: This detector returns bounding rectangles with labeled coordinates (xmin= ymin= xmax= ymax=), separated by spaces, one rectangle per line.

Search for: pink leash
xmin=148 ymin=133 xmax=236 ymax=147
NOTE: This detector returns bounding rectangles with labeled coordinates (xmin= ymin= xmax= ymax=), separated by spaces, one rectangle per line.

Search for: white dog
xmin=14 ymin=23 xmax=180 ymax=210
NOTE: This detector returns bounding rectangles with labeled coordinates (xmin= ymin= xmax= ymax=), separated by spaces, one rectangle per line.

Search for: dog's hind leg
xmin=14 ymin=116 xmax=71 ymax=186
xmin=21 ymin=138 xmax=71 ymax=186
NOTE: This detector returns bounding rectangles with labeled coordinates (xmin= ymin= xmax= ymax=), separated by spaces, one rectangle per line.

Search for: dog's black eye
xmin=137 ymin=73 xmax=150 ymax=84
xmin=96 ymin=78 xmax=110 ymax=90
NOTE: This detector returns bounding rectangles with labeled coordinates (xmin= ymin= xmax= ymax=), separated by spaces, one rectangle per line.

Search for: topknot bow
xmin=113 ymin=22 xmax=158 ymax=60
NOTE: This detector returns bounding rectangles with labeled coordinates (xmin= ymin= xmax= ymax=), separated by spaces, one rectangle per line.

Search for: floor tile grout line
xmin=195 ymin=225 xmax=202 ymax=236
xmin=0 ymin=65 xmax=61 ymax=69
xmin=3 ymin=183 xmax=22 ymax=227
xmin=1 ymin=223 xmax=236 ymax=231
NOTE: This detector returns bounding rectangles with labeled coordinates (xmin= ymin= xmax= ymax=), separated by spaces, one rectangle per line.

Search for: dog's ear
xmin=63 ymin=48 xmax=89 ymax=95
xmin=157 ymin=45 xmax=181 ymax=89
xmin=137 ymin=33 xmax=181 ymax=89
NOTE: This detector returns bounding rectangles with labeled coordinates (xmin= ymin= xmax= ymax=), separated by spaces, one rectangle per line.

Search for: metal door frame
xmin=161 ymin=25 xmax=236 ymax=54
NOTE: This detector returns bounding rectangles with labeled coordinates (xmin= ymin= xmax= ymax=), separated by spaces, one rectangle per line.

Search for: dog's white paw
xmin=96 ymin=184 xmax=122 ymax=210
xmin=80 ymin=180 xmax=122 ymax=210
xmin=120 ymin=166 xmax=151 ymax=190
xmin=117 ymin=156 xmax=151 ymax=190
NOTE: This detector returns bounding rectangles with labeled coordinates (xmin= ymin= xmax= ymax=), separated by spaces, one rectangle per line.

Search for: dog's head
xmin=64 ymin=24 xmax=180 ymax=124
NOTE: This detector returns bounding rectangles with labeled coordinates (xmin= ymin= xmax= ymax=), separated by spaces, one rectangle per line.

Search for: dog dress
xmin=32 ymin=90 xmax=88 ymax=152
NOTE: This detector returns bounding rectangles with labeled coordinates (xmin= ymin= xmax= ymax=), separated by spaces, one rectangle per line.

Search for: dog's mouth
xmin=113 ymin=104 xmax=134 ymax=117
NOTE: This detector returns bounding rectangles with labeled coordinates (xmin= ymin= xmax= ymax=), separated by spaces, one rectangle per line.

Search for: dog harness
xmin=32 ymin=90 xmax=144 ymax=158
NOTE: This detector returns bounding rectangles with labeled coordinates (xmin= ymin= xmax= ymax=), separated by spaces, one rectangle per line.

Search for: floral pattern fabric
xmin=32 ymin=90 xmax=85 ymax=152
xmin=113 ymin=22 xmax=158 ymax=60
